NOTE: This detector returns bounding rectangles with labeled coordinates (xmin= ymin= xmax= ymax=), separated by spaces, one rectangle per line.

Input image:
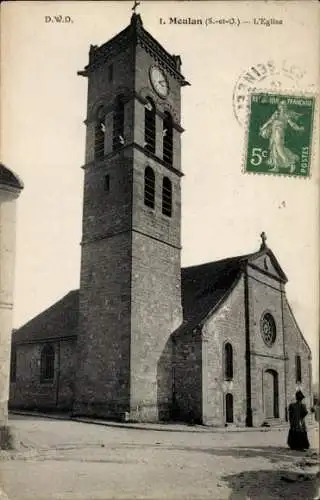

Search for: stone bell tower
xmin=73 ymin=13 xmax=189 ymax=421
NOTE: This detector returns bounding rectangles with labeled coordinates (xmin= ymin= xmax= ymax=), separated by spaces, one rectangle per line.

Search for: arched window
xmin=94 ymin=107 xmax=105 ymax=160
xmin=144 ymin=167 xmax=155 ymax=209
xmin=295 ymin=355 xmax=302 ymax=383
xmin=224 ymin=342 xmax=233 ymax=380
xmin=162 ymin=177 xmax=172 ymax=217
xmin=113 ymin=95 xmax=125 ymax=150
xmin=226 ymin=393 xmax=234 ymax=423
xmin=163 ymin=111 xmax=173 ymax=165
xmin=40 ymin=344 xmax=55 ymax=382
xmin=10 ymin=346 xmax=17 ymax=382
xmin=144 ymin=98 xmax=156 ymax=154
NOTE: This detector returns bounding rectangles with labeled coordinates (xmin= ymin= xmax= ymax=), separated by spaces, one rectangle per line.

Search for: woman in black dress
xmin=287 ymin=390 xmax=310 ymax=451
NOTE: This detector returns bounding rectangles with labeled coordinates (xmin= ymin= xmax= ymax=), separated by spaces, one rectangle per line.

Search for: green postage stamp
xmin=245 ymin=93 xmax=315 ymax=177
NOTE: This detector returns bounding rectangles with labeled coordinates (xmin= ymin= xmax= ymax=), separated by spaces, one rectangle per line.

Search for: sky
xmin=1 ymin=1 xmax=319 ymax=381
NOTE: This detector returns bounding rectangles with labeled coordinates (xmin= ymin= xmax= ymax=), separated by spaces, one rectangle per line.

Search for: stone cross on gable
xmin=260 ymin=231 xmax=267 ymax=249
xmin=132 ymin=0 xmax=141 ymax=13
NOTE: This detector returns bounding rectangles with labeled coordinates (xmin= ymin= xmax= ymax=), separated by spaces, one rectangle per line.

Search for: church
xmin=9 ymin=13 xmax=312 ymax=427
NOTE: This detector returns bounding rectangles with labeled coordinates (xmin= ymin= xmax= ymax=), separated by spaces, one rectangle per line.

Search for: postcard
xmin=1 ymin=1 xmax=319 ymax=499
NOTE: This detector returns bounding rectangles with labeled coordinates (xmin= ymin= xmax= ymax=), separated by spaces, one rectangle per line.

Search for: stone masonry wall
xmin=9 ymin=339 xmax=76 ymax=411
xmin=202 ymin=276 xmax=247 ymax=427
xmin=173 ymin=331 xmax=202 ymax=423
xmin=282 ymin=295 xmax=312 ymax=415
xmin=74 ymin=232 xmax=132 ymax=418
xmin=85 ymin=45 xmax=135 ymax=165
xmin=130 ymin=233 xmax=182 ymax=421
xmin=247 ymin=266 xmax=286 ymax=426
xmin=81 ymin=151 xmax=133 ymax=243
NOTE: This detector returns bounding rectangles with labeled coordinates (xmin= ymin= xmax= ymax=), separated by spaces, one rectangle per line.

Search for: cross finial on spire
xmin=132 ymin=0 xmax=141 ymax=13
xmin=260 ymin=231 xmax=267 ymax=249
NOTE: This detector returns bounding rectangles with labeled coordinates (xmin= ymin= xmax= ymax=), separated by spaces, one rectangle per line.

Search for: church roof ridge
xmin=181 ymin=250 xmax=261 ymax=273
xmin=12 ymin=289 xmax=79 ymax=344
xmin=12 ymin=246 xmax=288 ymax=344
xmin=284 ymin=296 xmax=312 ymax=358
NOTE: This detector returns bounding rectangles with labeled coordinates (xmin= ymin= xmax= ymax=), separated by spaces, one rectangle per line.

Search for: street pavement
xmin=0 ymin=414 xmax=318 ymax=500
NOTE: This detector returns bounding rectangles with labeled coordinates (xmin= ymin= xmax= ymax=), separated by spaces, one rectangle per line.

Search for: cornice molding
xmin=81 ymin=227 xmax=181 ymax=251
xmin=78 ymin=17 xmax=189 ymax=87
xmin=248 ymin=262 xmax=286 ymax=284
xmin=82 ymin=141 xmax=184 ymax=178
xmin=251 ymin=351 xmax=286 ymax=361
xmin=12 ymin=335 xmax=78 ymax=346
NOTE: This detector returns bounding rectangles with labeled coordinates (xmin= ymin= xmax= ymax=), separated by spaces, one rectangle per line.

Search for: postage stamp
xmin=244 ymin=92 xmax=315 ymax=177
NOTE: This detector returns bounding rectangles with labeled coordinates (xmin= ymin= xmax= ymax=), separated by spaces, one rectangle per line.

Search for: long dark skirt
xmin=287 ymin=428 xmax=310 ymax=451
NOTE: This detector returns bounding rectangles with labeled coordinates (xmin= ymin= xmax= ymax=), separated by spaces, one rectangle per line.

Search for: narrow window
xmin=108 ymin=63 xmax=113 ymax=82
xmin=40 ymin=344 xmax=55 ymax=382
xmin=163 ymin=111 xmax=173 ymax=165
xmin=113 ymin=95 xmax=125 ymax=151
xmin=296 ymin=355 xmax=302 ymax=383
xmin=162 ymin=176 xmax=172 ymax=217
xmin=104 ymin=174 xmax=110 ymax=192
xmin=144 ymin=98 xmax=156 ymax=154
xmin=94 ymin=110 xmax=105 ymax=160
xmin=226 ymin=393 xmax=234 ymax=423
xmin=224 ymin=343 xmax=233 ymax=380
xmin=10 ymin=346 xmax=17 ymax=382
xmin=144 ymin=166 xmax=155 ymax=209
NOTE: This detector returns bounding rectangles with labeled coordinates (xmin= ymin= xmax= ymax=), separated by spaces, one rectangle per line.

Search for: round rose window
xmin=260 ymin=313 xmax=276 ymax=346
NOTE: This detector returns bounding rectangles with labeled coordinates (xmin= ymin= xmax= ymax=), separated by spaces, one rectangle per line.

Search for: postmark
xmin=244 ymin=93 xmax=315 ymax=177
xmin=233 ymin=60 xmax=316 ymax=127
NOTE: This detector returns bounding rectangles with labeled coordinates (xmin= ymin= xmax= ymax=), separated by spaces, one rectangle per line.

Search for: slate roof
xmin=12 ymin=290 xmax=79 ymax=344
xmin=0 ymin=163 xmax=24 ymax=190
xmin=175 ymin=255 xmax=248 ymax=339
xmin=12 ymin=247 xmax=287 ymax=343
xmin=175 ymin=247 xmax=288 ymax=338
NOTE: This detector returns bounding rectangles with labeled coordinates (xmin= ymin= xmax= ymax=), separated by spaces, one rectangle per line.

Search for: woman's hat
xmin=296 ymin=390 xmax=305 ymax=401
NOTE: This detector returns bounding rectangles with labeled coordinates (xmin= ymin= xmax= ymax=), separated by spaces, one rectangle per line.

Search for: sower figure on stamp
xmin=259 ymin=100 xmax=304 ymax=174
xmin=287 ymin=390 xmax=310 ymax=451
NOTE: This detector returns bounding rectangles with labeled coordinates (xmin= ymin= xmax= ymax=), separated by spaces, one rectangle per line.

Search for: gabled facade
xmin=173 ymin=244 xmax=312 ymax=427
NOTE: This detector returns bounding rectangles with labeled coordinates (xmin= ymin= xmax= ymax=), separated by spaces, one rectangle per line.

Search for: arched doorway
xmin=263 ymin=369 xmax=279 ymax=419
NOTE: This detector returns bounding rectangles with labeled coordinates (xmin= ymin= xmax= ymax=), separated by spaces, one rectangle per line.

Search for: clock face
xmin=149 ymin=65 xmax=169 ymax=98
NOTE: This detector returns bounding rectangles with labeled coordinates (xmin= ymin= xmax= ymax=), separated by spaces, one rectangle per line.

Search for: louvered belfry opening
xmin=162 ymin=176 xmax=172 ymax=217
xmin=163 ymin=111 xmax=173 ymax=165
xmin=113 ymin=95 xmax=125 ymax=150
xmin=144 ymin=98 xmax=156 ymax=154
xmin=94 ymin=107 xmax=105 ymax=160
xmin=144 ymin=166 xmax=155 ymax=209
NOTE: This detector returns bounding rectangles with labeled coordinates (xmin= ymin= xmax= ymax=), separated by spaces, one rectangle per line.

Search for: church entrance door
xmin=263 ymin=369 xmax=279 ymax=419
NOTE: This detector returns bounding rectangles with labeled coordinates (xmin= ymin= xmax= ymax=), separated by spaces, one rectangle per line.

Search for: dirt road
xmin=0 ymin=415 xmax=318 ymax=500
